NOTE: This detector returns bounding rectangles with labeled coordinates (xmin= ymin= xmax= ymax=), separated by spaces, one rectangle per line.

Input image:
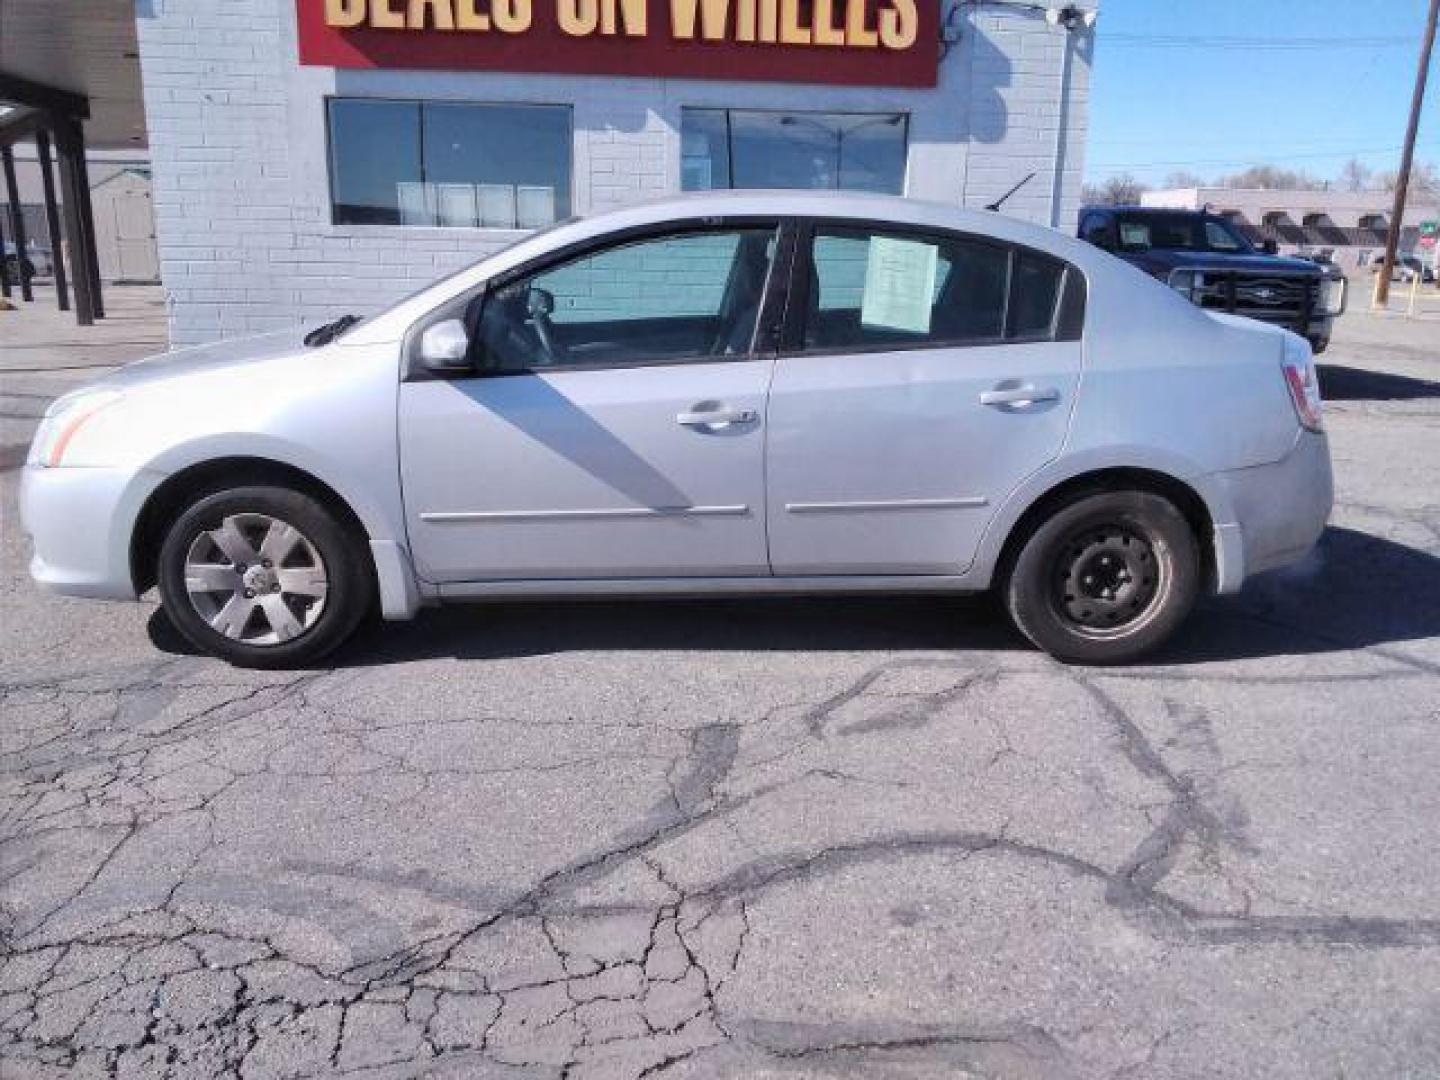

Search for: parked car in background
xmin=1365 ymin=251 xmax=1435 ymax=284
xmin=2 ymin=241 xmax=54 ymax=282
xmin=22 ymin=192 xmax=1333 ymax=667
xmin=1078 ymin=207 xmax=1345 ymax=353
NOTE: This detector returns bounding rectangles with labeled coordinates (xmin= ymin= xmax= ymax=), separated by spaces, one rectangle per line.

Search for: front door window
xmin=476 ymin=227 xmax=778 ymax=372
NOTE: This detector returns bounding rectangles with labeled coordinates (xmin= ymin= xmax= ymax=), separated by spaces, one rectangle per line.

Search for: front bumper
xmin=20 ymin=464 xmax=163 ymax=600
xmin=1208 ymin=429 xmax=1333 ymax=594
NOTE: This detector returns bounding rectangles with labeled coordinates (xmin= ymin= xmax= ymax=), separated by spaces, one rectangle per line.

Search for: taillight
xmin=1281 ymin=335 xmax=1324 ymax=433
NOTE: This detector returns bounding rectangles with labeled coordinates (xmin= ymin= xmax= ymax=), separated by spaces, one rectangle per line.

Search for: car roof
xmin=345 ymin=190 xmax=1113 ymax=346
xmin=539 ymin=189 xmax=1098 ymax=265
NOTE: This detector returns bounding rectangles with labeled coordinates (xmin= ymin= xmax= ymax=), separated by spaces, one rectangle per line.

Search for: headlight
xmin=1167 ymin=268 xmax=1201 ymax=303
xmin=1317 ymin=275 xmax=1346 ymax=316
xmin=27 ymin=390 xmax=126 ymax=468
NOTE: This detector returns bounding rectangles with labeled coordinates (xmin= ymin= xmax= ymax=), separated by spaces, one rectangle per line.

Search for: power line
xmin=1101 ymin=33 xmax=1415 ymax=51
xmin=1089 ymin=132 xmax=1411 ymax=148
xmin=1089 ymin=141 xmax=1440 ymax=170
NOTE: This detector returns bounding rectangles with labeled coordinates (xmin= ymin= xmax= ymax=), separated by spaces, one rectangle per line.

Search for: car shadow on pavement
xmin=1153 ymin=525 xmax=1440 ymax=665
xmin=1318 ymin=364 xmax=1440 ymax=401
xmin=348 ymin=593 xmax=1025 ymax=662
xmin=146 ymin=527 xmax=1440 ymax=668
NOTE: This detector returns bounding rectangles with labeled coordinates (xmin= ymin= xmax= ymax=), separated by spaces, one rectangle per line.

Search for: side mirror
xmin=1261 ymin=239 xmax=1280 ymax=255
xmin=419 ymin=318 xmax=472 ymax=372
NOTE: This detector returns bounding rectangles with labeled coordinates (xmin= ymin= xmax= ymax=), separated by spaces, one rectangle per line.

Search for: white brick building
xmin=128 ymin=0 xmax=1096 ymax=345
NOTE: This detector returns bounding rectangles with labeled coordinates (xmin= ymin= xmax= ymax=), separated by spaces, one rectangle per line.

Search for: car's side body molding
xmin=437 ymin=574 xmax=975 ymax=601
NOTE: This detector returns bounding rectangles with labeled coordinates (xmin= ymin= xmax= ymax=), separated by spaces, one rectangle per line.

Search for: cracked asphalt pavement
xmin=2 ymin=300 xmax=1438 ymax=1078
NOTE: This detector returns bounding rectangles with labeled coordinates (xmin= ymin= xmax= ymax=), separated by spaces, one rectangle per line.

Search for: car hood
xmin=95 ymin=329 xmax=314 ymax=393
xmin=1130 ymin=249 xmax=1323 ymax=276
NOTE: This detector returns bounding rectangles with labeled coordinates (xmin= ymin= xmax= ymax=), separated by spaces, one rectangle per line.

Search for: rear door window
xmin=796 ymin=224 xmax=1080 ymax=352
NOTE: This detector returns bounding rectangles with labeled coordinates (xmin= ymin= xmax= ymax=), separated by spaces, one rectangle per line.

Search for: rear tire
xmin=1003 ymin=489 xmax=1200 ymax=665
xmin=157 ymin=485 xmax=373 ymax=669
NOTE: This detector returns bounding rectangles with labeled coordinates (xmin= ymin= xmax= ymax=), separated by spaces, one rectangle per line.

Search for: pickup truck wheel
xmin=1003 ymin=489 xmax=1200 ymax=665
xmin=157 ymin=485 xmax=373 ymax=669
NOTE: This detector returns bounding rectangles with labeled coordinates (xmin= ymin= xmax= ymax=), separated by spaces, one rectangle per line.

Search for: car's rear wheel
xmin=1003 ymin=489 xmax=1200 ymax=665
xmin=157 ymin=485 xmax=373 ymax=668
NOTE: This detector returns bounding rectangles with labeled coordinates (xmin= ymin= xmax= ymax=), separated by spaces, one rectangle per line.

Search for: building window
xmin=326 ymin=99 xmax=572 ymax=229
xmin=682 ymin=109 xmax=907 ymax=196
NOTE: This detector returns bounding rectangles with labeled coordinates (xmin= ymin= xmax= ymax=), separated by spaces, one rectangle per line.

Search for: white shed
xmin=91 ymin=167 xmax=158 ymax=284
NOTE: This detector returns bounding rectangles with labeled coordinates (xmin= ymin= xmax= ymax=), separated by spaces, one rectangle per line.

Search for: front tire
xmin=1003 ymin=489 xmax=1200 ymax=665
xmin=157 ymin=485 xmax=373 ymax=668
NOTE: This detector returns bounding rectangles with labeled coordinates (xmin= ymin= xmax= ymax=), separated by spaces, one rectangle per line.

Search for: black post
xmin=54 ymin=122 xmax=95 ymax=326
xmin=1 ymin=145 xmax=34 ymax=302
xmin=35 ymin=130 xmax=71 ymax=312
xmin=0 ymin=211 xmax=12 ymax=299
xmin=72 ymin=136 xmax=104 ymax=318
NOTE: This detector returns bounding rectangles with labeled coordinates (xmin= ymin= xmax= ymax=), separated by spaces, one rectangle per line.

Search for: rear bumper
xmin=1208 ymin=429 xmax=1333 ymax=594
xmin=20 ymin=464 xmax=162 ymax=601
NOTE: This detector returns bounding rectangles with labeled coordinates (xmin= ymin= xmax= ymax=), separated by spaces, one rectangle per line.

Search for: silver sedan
xmin=21 ymin=191 xmax=1333 ymax=666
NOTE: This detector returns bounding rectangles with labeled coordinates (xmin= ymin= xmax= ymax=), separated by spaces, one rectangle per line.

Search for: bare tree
xmin=1339 ymin=158 xmax=1374 ymax=192
xmin=1221 ymin=165 xmax=1327 ymax=191
xmin=1081 ymin=173 xmax=1148 ymax=206
xmin=1162 ymin=170 xmax=1206 ymax=189
xmin=1376 ymin=161 xmax=1438 ymax=195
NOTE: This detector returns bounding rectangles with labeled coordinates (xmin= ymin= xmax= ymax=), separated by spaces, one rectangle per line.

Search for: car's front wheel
xmin=157 ymin=485 xmax=373 ymax=668
xmin=1003 ymin=489 xmax=1201 ymax=665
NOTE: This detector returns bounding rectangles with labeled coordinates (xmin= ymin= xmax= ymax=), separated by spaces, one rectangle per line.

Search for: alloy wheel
xmin=183 ymin=513 xmax=329 ymax=645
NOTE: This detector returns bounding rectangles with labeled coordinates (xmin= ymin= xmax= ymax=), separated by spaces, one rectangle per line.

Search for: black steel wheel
xmin=1051 ymin=522 xmax=1163 ymax=637
xmin=1003 ymin=489 xmax=1200 ymax=664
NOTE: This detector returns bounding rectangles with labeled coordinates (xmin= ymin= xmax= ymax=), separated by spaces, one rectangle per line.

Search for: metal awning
xmin=0 ymin=1 xmax=143 ymax=323
xmin=0 ymin=0 xmax=146 ymax=149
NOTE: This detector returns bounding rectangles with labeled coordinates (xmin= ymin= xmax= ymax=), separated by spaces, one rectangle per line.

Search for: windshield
xmin=1114 ymin=213 xmax=1253 ymax=255
xmin=319 ymin=215 xmax=582 ymax=341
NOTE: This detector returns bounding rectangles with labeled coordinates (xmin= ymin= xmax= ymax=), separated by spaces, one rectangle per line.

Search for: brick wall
xmin=135 ymin=0 xmax=1093 ymax=346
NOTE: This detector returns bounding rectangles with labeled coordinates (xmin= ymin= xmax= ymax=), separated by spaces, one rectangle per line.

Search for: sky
xmin=1083 ymin=0 xmax=1440 ymax=188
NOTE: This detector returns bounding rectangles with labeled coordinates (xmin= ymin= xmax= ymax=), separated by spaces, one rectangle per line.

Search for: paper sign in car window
xmin=860 ymin=237 xmax=939 ymax=334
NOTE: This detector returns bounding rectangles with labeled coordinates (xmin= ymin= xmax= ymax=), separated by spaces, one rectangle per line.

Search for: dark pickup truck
xmin=1077 ymin=207 xmax=1345 ymax=353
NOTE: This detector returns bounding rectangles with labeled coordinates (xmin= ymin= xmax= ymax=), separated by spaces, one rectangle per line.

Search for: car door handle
xmin=676 ymin=407 xmax=758 ymax=428
xmin=979 ymin=385 xmax=1061 ymax=408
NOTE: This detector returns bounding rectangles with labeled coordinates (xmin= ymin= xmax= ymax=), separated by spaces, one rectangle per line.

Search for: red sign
xmin=296 ymin=0 xmax=938 ymax=87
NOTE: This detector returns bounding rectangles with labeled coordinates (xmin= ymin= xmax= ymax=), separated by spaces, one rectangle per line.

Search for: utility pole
xmin=1377 ymin=0 xmax=1438 ymax=306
